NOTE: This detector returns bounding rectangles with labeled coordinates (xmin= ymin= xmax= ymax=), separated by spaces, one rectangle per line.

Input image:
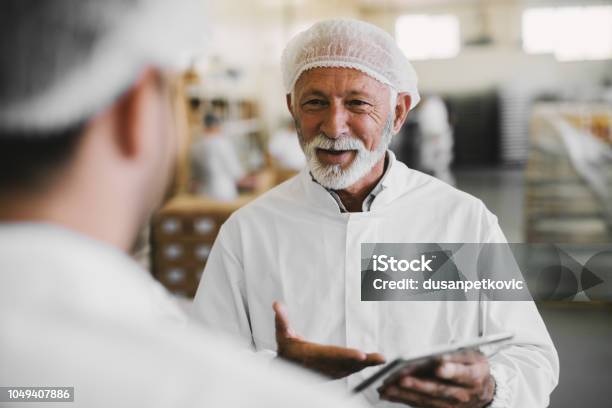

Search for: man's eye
xmin=348 ymin=100 xmax=370 ymax=107
xmin=303 ymin=99 xmax=326 ymax=106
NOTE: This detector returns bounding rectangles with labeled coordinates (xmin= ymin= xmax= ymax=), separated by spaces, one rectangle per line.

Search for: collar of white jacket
xmin=301 ymin=150 xmax=427 ymax=215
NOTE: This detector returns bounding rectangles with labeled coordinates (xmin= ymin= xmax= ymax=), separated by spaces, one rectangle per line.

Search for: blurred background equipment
xmin=140 ymin=2 xmax=611 ymax=406
xmin=526 ymin=103 xmax=612 ymax=244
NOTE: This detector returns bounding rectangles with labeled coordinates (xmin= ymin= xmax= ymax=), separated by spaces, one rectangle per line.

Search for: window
xmin=522 ymin=6 xmax=612 ymax=61
xmin=395 ymin=14 xmax=460 ymax=60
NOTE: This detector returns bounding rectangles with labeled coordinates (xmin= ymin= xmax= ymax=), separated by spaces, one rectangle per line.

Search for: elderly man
xmin=192 ymin=19 xmax=558 ymax=407
xmin=0 ymin=3 xmax=364 ymax=407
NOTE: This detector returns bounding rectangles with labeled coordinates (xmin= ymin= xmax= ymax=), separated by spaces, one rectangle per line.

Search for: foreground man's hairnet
xmin=0 ymin=0 xmax=204 ymax=133
xmin=281 ymin=18 xmax=420 ymax=110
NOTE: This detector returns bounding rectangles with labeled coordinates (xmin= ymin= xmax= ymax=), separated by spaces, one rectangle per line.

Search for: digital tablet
xmin=352 ymin=332 xmax=514 ymax=393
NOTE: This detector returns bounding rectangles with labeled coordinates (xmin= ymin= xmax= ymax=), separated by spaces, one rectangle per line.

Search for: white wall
xmin=197 ymin=0 xmax=612 ymax=133
xmin=361 ymin=0 xmax=612 ymax=96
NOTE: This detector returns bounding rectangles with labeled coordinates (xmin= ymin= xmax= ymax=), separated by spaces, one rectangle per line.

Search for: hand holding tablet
xmin=353 ymin=333 xmax=513 ymax=408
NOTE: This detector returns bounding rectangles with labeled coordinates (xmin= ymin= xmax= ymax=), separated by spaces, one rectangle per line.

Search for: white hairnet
xmin=0 ymin=0 xmax=207 ymax=133
xmin=281 ymin=18 xmax=420 ymax=110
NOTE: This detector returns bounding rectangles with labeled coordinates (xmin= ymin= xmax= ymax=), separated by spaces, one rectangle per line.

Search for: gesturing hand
xmin=378 ymin=350 xmax=495 ymax=408
xmin=273 ymin=301 xmax=385 ymax=379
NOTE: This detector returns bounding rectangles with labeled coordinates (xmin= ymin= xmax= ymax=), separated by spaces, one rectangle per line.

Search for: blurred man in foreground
xmin=193 ymin=19 xmax=559 ymax=407
xmin=0 ymin=2 xmax=363 ymax=407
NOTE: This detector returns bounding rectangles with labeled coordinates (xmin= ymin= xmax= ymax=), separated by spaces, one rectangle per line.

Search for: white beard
xmin=298 ymin=115 xmax=394 ymax=190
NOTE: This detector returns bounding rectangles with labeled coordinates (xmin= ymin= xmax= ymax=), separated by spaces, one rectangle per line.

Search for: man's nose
xmin=320 ymin=102 xmax=350 ymax=139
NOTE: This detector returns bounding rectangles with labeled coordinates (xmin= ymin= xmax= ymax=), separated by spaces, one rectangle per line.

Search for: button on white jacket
xmin=192 ymin=152 xmax=559 ymax=407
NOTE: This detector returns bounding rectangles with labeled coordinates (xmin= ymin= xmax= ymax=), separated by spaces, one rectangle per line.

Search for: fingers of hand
xmin=303 ymin=343 xmax=367 ymax=363
xmin=396 ymin=376 xmax=472 ymax=403
xmin=442 ymin=350 xmax=484 ymax=364
xmin=300 ymin=344 xmax=387 ymax=378
xmin=378 ymin=385 xmax=456 ymax=408
xmin=436 ymin=359 xmax=489 ymax=387
xmin=365 ymin=352 xmax=386 ymax=366
xmin=272 ymin=302 xmax=384 ymax=377
xmin=273 ymin=301 xmax=295 ymax=339
xmin=382 ymin=365 xmax=422 ymax=386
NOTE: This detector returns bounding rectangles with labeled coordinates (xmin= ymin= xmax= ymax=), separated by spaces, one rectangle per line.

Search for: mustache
xmin=306 ymin=134 xmax=367 ymax=152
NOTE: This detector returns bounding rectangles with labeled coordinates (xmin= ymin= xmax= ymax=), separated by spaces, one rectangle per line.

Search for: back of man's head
xmin=0 ymin=0 xmax=202 ymax=194
xmin=0 ymin=0 xmax=204 ymax=251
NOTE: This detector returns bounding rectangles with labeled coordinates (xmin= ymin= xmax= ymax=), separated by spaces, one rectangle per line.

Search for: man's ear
xmin=392 ymin=93 xmax=411 ymax=134
xmin=286 ymin=93 xmax=294 ymax=117
xmin=113 ymin=68 xmax=161 ymax=159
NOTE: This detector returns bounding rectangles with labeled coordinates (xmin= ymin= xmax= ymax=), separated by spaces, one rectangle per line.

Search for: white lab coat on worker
xmin=418 ymin=96 xmax=455 ymax=185
xmin=191 ymin=135 xmax=245 ymax=201
xmin=268 ymin=128 xmax=307 ymax=171
xmin=192 ymin=151 xmax=559 ymax=407
xmin=0 ymin=223 xmax=363 ymax=408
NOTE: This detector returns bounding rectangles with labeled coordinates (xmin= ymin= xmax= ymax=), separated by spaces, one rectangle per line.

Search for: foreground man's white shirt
xmin=0 ymin=223 xmax=363 ymax=408
xmin=192 ymin=152 xmax=559 ymax=407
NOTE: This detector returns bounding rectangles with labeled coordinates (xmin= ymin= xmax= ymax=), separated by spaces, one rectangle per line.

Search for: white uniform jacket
xmin=0 ymin=223 xmax=363 ymax=408
xmin=192 ymin=152 xmax=559 ymax=407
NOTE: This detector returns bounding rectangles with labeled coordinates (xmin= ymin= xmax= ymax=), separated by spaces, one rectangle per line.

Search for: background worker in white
xmin=0 ymin=3 xmax=364 ymax=408
xmin=418 ymin=95 xmax=456 ymax=186
xmin=192 ymin=19 xmax=559 ymax=408
xmin=191 ymin=113 xmax=254 ymax=200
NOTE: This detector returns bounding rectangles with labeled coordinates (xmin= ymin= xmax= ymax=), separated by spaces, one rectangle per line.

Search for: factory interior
xmin=4 ymin=0 xmax=610 ymax=405
xmin=134 ymin=1 xmax=612 ymax=406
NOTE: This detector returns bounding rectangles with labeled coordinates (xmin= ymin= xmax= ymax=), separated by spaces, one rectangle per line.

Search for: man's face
xmin=290 ymin=67 xmax=395 ymax=190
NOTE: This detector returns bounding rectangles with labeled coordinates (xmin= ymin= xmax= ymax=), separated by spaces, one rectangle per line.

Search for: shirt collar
xmin=309 ymin=151 xmax=395 ymax=213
